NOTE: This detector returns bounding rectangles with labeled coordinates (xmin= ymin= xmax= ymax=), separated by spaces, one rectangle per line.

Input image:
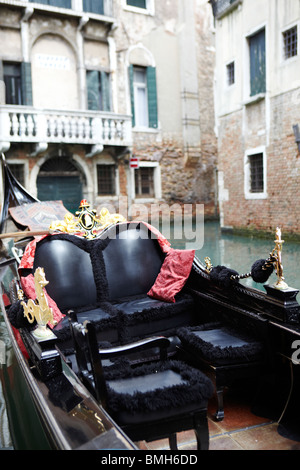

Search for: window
xmin=126 ymin=0 xmax=146 ymax=8
xmin=129 ymin=65 xmax=158 ymax=129
xmin=135 ymin=167 xmax=154 ymax=197
xmin=244 ymin=148 xmax=267 ymax=199
xmin=83 ymin=0 xmax=104 ymax=14
xmin=283 ymin=26 xmax=298 ymax=59
xmin=249 ymin=153 xmax=264 ymax=193
xmin=3 ymin=62 xmax=32 ymax=106
xmin=4 ymin=63 xmax=22 ymax=105
xmin=132 ymin=67 xmax=148 ymax=127
xmin=8 ymin=163 xmax=25 ymax=187
xmin=226 ymin=61 xmax=235 ymax=86
xmin=97 ymin=165 xmax=116 ymax=195
xmin=249 ymin=29 xmax=266 ymax=96
xmin=29 ymin=0 xmax=71 ymax=7
xmin=86 ymin=70 xmax=111 ymax=111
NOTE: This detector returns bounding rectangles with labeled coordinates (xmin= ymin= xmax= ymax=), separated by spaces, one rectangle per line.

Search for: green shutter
xmin=21 ymin=62 xmax=33 ymax=106
xmin=250 ymin=29 xmax=266 ymax=96
xmin=147 ymin=66 xmax=158 ymax=129
xmin=29 ymin=0 xmax=71 ymax=6
xmin=87 ymin=70 xmax=100 ymax=110
xmin=83 ymin=0 xmax=104 ymax=14
xmin=52 ymin=0 xmax=72 ymax=7
xmin=129 ymin=65 xmax=135 ymax=127
xmin=101 ymin=71 xmax=111 ymax=111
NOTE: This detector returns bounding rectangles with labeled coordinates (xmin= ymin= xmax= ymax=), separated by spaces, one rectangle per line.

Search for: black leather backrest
xmin=33 ymin=237 xmax=97 ymax=310
xmin=101 ymin=223 xmax=165 ymax=300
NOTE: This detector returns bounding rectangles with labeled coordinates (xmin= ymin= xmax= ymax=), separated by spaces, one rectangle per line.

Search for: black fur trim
xmin=251 ymin=259 xmax=274 ymax=283
xmin=177 ymin=324 xmax=264 ymax=365
xmin=105 ymin=359 xmax=213 ymax=414
xmin=210 ymin=265 xmax=239 ymax=288
xmin=7 ymin=300 xmax=36 ymax=329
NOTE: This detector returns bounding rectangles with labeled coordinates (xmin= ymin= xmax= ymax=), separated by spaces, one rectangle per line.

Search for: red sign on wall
xmin=129 ymin=157 xmax=139 ymax=169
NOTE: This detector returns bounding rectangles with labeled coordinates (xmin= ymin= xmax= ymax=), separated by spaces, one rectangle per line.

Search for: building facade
xmin=211 ymin=0 xmax=300 ymax=236
xmin=0 ymin=0 xmax=217 ymax=222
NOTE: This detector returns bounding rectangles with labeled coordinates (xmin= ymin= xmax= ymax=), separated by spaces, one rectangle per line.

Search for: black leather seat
xmin=69 ymin=317 xmax=213 ymax=449
xmin=28 ymin=223 xmax=196 ymax=348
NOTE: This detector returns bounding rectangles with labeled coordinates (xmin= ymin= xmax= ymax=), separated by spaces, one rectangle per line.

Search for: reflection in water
xmin=168 ymin=221 xmax=300 ymax=292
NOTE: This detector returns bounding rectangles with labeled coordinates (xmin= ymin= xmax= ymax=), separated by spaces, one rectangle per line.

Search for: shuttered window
xmin=3 ymin=63 xmax=22 ymax=105
xmin=29 ymin=0 xmax=72 ymax=7
xmin=249 ymin=29 xmax=266 ymax=96
xmin=129 ymin=65 xmax=158 ymax=129
xmin=3 ymin=62 xmax=32 ymax=106
xmin=83 ymin=0 xmax=104 ymax=14
xmin=86 ymin=70 xmax=111 ymax=111
xmin=21 ymin=62 xmax=33 ymax=106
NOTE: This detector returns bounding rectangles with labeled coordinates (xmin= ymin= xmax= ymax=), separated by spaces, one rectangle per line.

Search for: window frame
xmin=244 ymin=147 xmax=267 ymax=200
xmin=132 ymin=66 xmax=149 ymax=128
xmin=3 ymin=62 xmax=23 ymax=105
xmin=226 ymin=61 xmax=235 ymax=87
xmin=282 ymin=24 xmax=298 ymax=61
xmin=96 ymin=163 xmax=117 ymax=196
xmin=129 ymin=64 xmax=158 ymax=130
xmin=130 ymin=161 xmax=161 ymax=202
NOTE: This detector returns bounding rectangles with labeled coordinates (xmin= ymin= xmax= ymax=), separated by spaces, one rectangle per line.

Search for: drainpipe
xmin=21 ymin=7 xmax=34 ymax=62
xmin=77 ymin=15 xmax=89 ymax=110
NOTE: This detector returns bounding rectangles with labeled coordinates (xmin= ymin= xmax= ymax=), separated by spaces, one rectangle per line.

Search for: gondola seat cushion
xmin=177 ymin=323 xmax=264 ymax=366
xmin=17 ymin=223 xmax=196 ymax=344
xmin=103 ymin=360 xmax=214 ymax=425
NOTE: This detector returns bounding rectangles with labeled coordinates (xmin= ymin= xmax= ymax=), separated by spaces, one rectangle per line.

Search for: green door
xmin=37 ymin=175 xmax=83 ymax=214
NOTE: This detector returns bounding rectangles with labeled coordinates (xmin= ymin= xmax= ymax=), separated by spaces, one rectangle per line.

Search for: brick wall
xmin=219 ymin=88 xmax=300 ymax=235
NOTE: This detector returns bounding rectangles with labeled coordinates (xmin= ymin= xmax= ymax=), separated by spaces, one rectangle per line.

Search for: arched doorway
xmin=37 ymin=157 xmax=84 ymax=214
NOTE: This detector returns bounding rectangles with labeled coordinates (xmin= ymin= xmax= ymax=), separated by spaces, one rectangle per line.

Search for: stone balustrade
xmin=0 ymin=106 xmax=132 ymax=153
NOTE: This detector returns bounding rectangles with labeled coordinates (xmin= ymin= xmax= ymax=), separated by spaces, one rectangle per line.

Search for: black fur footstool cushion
xmin=177 ymin=322 xmax=264 ymax=366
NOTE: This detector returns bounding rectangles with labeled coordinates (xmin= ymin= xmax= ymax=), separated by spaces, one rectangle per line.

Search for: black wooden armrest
xmin=97 ymin=334 xmax=170 ymax=361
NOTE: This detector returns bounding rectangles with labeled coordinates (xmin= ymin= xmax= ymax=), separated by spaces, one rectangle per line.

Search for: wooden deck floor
xmin=137 ymin=385 xmax=300 ymax=451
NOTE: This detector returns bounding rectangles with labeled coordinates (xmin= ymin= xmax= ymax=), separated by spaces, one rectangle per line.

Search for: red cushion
xmin=147 ymin=248 xmax=195 ymax=303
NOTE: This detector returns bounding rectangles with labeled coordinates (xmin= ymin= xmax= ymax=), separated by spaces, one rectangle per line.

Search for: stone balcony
xmin=0 ymin=106 xmax=132 ymax=156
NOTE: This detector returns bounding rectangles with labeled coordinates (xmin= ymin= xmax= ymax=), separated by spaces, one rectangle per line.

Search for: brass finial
xmin=272 ymin=227 xmax=289 ymax=290
xmin=204 ymin=257 xmax=213 ymax=273
xmin=21 ymin=267 xmax=56 ymax=340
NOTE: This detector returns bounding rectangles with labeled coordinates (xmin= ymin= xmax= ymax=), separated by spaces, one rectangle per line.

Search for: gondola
xmin=1 ymin=154 xmax=300 ymax=451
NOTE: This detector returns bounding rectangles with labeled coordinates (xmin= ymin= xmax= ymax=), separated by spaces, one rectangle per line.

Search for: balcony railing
xmin=0 ymin=106 xmax=132 ymax=153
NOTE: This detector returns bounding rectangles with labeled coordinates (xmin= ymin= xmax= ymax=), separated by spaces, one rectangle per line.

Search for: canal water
xmin=168 ymin=220 xmax=300 ymax=292
xmin=0 ymin=221 xmax=299 ymax=449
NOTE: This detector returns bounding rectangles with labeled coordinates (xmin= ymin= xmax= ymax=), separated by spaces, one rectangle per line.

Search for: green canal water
xmin=168 ymin=220 xmax=300 ymax=293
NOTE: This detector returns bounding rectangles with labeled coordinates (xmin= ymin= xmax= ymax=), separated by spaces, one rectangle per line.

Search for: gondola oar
xmin=0 ymin=230 xmax=51 ymax=239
